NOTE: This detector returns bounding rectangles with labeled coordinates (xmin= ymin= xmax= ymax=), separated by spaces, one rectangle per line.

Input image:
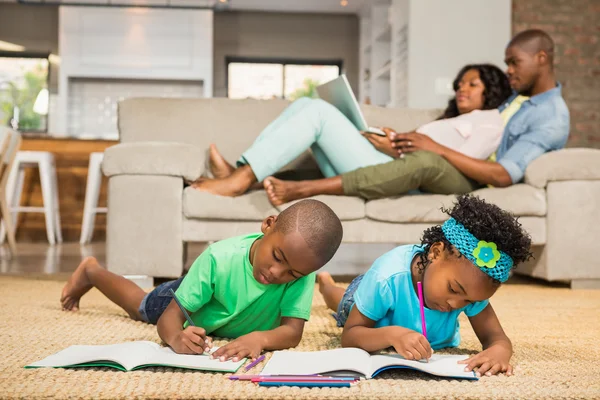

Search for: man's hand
xmin=170 ymin=326 xmax=212 ymax=355
xmin=458 ymin=344 xmax=513 ymax=377
xmin=387 ymin=327 xmax=433 ymax=361
xmin=361 ymin=127 xmax=400 ymax=158
xmin=211 ymin=332 xmax=264 ymax=362
xmin=390 ymin=131 xmax=445 ymax=156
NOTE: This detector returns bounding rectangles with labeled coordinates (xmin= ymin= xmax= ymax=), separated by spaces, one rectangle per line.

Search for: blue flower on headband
xmin=473 ymin=241 xmax=501 ymax=269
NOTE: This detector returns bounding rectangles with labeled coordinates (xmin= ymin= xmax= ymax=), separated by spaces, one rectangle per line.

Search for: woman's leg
xmin=194 ymin=98 xmax=392 ymax=196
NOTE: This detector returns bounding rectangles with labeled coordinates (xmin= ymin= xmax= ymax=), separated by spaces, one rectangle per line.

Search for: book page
xmin=369 ymin=353 xmax=476 ymax=379
xmin=26 ymin=341 xmax=160 ymax=371
xmin=142 ymin=346 xmax=244 ymax=373
xmin=260 ymin=348 xmax=372 ymax=377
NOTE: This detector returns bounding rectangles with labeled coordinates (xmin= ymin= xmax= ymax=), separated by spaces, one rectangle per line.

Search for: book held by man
xmin=25 ymin=341 xmax=245 ymax=373
xmin=259 ymin=348 xmax=477 ymax=380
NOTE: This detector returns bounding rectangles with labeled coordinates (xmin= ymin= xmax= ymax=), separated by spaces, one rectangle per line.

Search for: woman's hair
xmin=417 ymin=194 xmax=532 ymax=285
xmin=440 ymin=64 xmax=512 ymax=119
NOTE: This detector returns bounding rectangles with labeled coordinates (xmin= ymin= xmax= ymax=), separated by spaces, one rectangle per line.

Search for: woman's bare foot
xmin=263 ymin=177 xmax=310 ymax=206
xmin=317 ymin=272 xmax=336 ymax=295
xmin=60 ymin=257 xmax=100 ymax=311
xmin=192 ymin=165 xmax=257 ymax=197
xmin=208 ymin=144 xmax=235 ymax=179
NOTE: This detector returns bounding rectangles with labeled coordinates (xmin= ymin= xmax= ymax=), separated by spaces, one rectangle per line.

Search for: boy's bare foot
xmin=208 ymin=144 xmax=235 ymax=179
xmin=317 ymin=272 xmax=336 ymax=294
xmin=60 ymin=257 xmax=99 ymax=311
xmin=264 ymin=177 xmax=309 ymax=206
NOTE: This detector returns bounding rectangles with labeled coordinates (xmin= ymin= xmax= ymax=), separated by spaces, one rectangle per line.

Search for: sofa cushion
xmin=365 ymin=184 xmax=546 ymax=223
xmin=183 ymin=189 xmax=365 ymax=221
xmin=276 ymin=195 xmax=366 ymax=220
xmin=183 ymin=188 xmax=278 ymax=221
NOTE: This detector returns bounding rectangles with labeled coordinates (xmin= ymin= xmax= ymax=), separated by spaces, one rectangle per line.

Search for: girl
xmin=317 ymin=194 xmax=531 ymax=377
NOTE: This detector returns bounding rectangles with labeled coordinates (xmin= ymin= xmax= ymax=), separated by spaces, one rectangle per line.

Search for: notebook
xmin=260 ymin=348 xmax=477 ymax=380
xmin=25 ymin=341 xmax=245 ymax=373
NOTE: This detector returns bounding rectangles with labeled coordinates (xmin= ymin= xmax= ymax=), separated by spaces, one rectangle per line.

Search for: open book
xmin=26 ymin=341 xmax=245 ymax=373
xmin=260 ymin=348 xmax=476 ymax=380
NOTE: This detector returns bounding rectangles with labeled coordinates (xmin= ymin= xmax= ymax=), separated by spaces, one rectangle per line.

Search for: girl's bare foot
xmin=208 ymin=144 xmax=235 ymax=179
xmin=263 ymin=177 xmax=310 ymax=206
xmin=317 ymin=272 xmax=336 ymax=295
xmin=192 ymin=165 xmax=257 ymax=197
xmin=60 ymin=257 xmax=100 ymax=311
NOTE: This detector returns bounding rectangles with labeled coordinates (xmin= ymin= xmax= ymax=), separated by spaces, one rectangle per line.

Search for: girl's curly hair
xmin=417 ymin=194 xmax=533 ymax=285
xmin=440 ymin=64 xmax=512 ymax=119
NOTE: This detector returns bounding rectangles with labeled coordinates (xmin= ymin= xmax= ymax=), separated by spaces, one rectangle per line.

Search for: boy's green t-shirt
xmin=175 ymin=233 xmax=315 ymax=338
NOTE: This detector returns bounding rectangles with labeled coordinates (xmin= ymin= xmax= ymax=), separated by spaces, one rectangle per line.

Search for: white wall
xmin=406 ymin=0 xmax=511 ymax=109
xmin=57 ymin=6 xmax=213 ymax=135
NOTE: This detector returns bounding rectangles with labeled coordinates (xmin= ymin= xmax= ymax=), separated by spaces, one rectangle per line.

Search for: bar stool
xmin=80 ymin=152 xmax=107 ymax=244
xmin=1 ymin=151 xmax=62 ymax=245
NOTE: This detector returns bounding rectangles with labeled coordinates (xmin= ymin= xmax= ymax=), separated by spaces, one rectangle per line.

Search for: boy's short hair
xmin=275 ymin=199 xmax=343 ymax=265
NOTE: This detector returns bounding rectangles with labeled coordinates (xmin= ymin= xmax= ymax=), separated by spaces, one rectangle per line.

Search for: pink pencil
xmin=417 ymin=281 xmax=428 ymax=339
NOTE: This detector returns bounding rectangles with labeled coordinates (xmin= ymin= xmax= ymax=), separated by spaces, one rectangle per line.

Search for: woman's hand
xmin=458 ymin=344 xmax=514 ymax=377
xmin=390 ymin=131 xmax=446 ymax=156
xmin=361 ymin=127 xmax=400 ymax=158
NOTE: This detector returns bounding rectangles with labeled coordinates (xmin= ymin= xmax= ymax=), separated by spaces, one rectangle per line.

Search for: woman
xmin=194 ymin=64 xmax=512 ymax=205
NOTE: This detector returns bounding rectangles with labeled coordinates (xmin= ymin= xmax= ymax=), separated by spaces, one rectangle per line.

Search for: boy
xmin=61 ymin=199 xmax=343 ymax=362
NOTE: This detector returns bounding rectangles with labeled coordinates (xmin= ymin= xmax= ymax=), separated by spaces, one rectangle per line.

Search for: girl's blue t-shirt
xmin=353 ymin=245 xmax=488 ymax=349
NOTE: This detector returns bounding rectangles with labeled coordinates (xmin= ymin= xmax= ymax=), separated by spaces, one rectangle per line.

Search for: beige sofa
xmin=103 ymin=98 xmax=600 ymax=289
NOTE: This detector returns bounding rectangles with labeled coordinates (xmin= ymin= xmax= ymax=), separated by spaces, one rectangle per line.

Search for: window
xmin=0 ymin=52 xmax=50 ymax=132
xmin=226 ymin=57 xmax=341 ymax=100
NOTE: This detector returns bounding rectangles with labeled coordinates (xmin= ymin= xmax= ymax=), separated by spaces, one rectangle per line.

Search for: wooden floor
xmin=0 ymin=242 xmax=106 ymax=277
xmin=0 ymin=242 xmax=211 ymax=278
xmin=0 ymin=241 xmax=569 ymax=289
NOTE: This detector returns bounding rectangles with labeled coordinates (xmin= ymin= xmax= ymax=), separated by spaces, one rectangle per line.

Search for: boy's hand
xmin=171 ymin=326 xmax=212 ymax=355
xmin=387 ymin=327 xmax=432 ymax=361
xmin=458 ymin=344 xmax=513 ymax=377
xmin=211 ymin=332 xmax=263 ymax=362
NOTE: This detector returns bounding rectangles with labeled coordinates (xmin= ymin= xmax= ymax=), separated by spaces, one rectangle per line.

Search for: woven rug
xmin=1 ymin=275 xmax=599 ymax=399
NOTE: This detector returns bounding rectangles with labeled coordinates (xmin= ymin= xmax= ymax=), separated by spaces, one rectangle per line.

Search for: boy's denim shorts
xmin=332 ymin=274 xmax=364 ymax=327
xmin=138 ymin=277 xmax=184 ymax=324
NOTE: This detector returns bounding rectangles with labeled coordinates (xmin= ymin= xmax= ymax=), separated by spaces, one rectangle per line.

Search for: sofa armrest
xmin=102 ymin=142 xmax=205 ymax=182
xmin=524 ymin=148 xmax=600 ymax=189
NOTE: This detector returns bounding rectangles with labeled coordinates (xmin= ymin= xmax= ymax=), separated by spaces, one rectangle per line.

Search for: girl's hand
xmin=211 ymin=332 xmax=263 ymax=362
xmin=390 ymin=132 xmax=445 ymax=156
xmin=387 ymin=327 xmax=433 ymax=361
xmin=458 ymin=344 xmax=513 ymax=377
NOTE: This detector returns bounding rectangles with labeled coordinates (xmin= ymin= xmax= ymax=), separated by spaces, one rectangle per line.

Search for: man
xmin=264 ymin=29 xmax=570 ymax=202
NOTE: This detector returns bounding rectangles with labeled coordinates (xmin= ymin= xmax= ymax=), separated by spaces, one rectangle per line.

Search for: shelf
xmin=374 ymin=63 xmax=391 ymax=80
xmin=375 ymin=25 xmax=391 ymax=42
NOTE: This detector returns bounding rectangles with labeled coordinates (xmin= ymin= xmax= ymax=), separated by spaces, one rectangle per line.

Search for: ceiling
xmin=8 ymin=0 xmax=368 ymax=14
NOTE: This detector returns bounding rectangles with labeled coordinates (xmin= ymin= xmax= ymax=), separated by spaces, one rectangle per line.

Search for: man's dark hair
xmin=508 ymin=29 xmax=555 ymax=68
xmin=440 ymin=63 xmax=512 ymax=119
xmin=418 ymin=194 xmax=533 ymax=285
xmin=275 ymin=199 xmax=343 ymax=265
